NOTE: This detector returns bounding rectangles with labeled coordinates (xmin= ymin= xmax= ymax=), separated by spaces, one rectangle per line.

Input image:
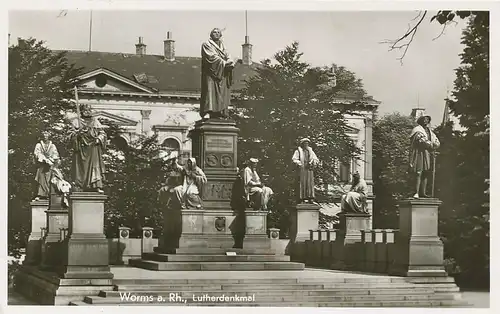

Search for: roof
xmin=58 ymin=50 xmax=379 ymax=106
xmin=59 ymin=50 xmax=259 ymax=93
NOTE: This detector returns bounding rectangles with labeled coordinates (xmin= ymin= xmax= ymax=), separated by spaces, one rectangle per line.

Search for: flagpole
xmin=88 ymin=10 xmax=93 ymax=52
xmin=74 ymin=86 xmax=81 ymax=129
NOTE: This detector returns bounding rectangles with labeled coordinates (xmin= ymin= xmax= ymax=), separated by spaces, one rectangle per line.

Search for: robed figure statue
xmin=172 ymin=158 xmax=208 ymax=209
xmin=409 ymin=115 xmax=440 ymax=198
xmin=292 ymin=138 xmax=320 ymax=203
xmin=200 ymin=28 xmax=235 ymax=119
xmin=71 ymin=113 xmax=107 ymax=193
xmin=33 ymin=131 xmax=60 ymax=200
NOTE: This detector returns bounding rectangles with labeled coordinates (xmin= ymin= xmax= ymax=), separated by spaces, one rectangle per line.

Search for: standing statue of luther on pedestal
xmin=200 ymin=27 xmax=236 ymax=119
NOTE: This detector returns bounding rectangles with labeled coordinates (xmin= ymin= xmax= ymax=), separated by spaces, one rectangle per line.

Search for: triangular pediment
xmin=92 ymin=111 xmax=139 ymax=127
xmin=74 ymin=68 xmax=155 ymax=93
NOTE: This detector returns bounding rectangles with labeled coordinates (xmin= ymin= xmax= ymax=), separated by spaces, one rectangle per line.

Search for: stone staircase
xmin=129 ymin=248 xmax=305 ymax=271
xmin=69 ymin=271 xmax=470 ymax=307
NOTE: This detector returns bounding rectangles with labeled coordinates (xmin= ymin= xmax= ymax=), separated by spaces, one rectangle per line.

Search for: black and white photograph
xmin=4 ymin=1 xmax=494 ymax=310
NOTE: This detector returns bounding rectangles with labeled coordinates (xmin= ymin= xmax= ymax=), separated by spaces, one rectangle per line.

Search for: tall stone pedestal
xmin=178 ymin=119 xmax=239 ymax=249
xmin=24 ymin=200 xmax=48 ymax=265
xmin=59 ymin=192 xmax=113 ymax=279
xmin=41 ymin=192 xmax=69 ymax=269
xmin=289 ymin=203 xmax=320 ymax=261
xmin=389 ymin=198 xmax=447 ymax=277
xmin=290 ymin=203 xmax=320 ymax=242
xmin=243 ymin=209 xmax=271 ymax=250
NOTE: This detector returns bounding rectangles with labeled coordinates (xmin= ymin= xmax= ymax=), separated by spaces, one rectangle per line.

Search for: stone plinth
xmin=390 ymin=198 xmax=447 ymax=277
xmin=41 ymin=193 xmax=69 ymax=269
xmin=24 ymin=200 xmax=49 ymax=265
xmin=175 ymin=119 xmax=239 ymax=249
xmin=339 ymin=212 xmax=371 ymax=243
xmin=290 ymin=203 xmax=320 ymax=243
xmin=331 ymin=213 xmax=371 ymax=271
xmin=59 ymin=192 xmax=113 ymax=279
xmin=242 ymin=210 xmax=270 ymax=250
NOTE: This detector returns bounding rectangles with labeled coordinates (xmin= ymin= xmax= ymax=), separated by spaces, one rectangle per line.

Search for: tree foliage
xmin=8 ymin=38 xmax=82 ymax=257
xmin=435 ymin=12 xmax=489 ymax=289
xmin=102 ymin=127 xmax=166 ymax=238
xmin=372 ymin=113 xmax=415 ymax=228
xmin=231 ymin=42 xmax=373 ymax=236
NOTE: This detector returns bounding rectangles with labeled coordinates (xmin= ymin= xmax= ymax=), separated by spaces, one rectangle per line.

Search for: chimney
xmin=242 ymin=35 xmax=252 ymax=65
xmin=164 ymin=31 xmax=175 ymax=61
xmin=136 ymin=37 xmax=147 ymax=55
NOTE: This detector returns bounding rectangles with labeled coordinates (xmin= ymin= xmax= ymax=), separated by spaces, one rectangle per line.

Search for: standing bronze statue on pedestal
xmin=409 ymin=115 xmax=440 ymax=198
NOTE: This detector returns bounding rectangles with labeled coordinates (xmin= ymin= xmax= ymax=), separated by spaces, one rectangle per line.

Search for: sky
xmin=8 ymin=9 xmax=468 ymax=126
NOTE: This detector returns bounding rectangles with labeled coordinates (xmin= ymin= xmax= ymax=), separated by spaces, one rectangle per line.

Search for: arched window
xmin=162 ymin=138 xmax=180 ymax=151
xmin=112 ymin=136 xmax=129 ymax=151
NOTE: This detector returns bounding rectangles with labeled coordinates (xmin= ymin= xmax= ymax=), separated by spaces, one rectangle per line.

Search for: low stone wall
xmin=290 ymin=199 xmax=447 ymax=278
xmin=298 ymin=228 xmax=398 ymax=273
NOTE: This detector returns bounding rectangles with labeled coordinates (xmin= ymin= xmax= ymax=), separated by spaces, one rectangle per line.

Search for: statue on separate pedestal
xmin=243 ymin=158 xmax=274 ymax=211
xmin=292 ymin=138 xmax=320 ymax=204
xmin=71 ymin=111 xmax=107 ymax=193
xmin=33 ymin=131 xmax=60 ymax=201
xmin=158 ymin=151 xmax=184 ymax=208
xmin=409 ymin=115 xmax=440 ymax=198
xmin=171 ymin=158 xmax=207 ymax=209
xmin=200 ymin=28 xmax=236 ymax=119
xmin=340 ymin=171 xmax=369 ymax=213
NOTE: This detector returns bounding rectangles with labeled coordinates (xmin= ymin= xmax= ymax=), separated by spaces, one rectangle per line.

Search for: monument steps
xmin=142 ymin=252 xmax=291 ymax=262
xmin=75 ymin=295 xmax=468 ymax=307
xmin=112 ymin=276 xmax=410 ymax=285
xmin=128 ymin=259 xmax=305 ymax=271
xmin=70 ymin=271 xmax=468 ymax=307
xmin=110 ymin=283 xmax=431 ymax=292
xmin=159 ymin=247 xmax=278 ymax=255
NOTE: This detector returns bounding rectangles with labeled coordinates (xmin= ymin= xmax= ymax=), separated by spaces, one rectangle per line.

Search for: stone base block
xmin=59 ymin=265 xmax=114 ymax=279
xmin=24 ymin=238 xmax=43 ymax=266
xmin=339 ymin=212 xmax=371 ymax=243
xmin=13 ymin=266 xmax=114 ymax=305
xmin=64 ymin=233 xmax=110 ymax=266
xmin=290 ymin=203 xmax=320 ymax=242
xmin=178 ymin=234 xmax=235 ymax=249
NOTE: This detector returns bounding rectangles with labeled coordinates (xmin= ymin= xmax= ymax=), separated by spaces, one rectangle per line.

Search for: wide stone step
xmin=142 ymin=253 xmax=290 ymax=262
xmin=104 ymin=288 xmax=446 ymax=299
xmin=112 ymin=276 xmax=409 ymax=285
xmin=129 ymin=259 xmax=305 ymax=271
xmin=172 ymin=248 xmax=277 ymax=255
xmin=81 ymin=296 xmax=468 ymax=307
xmin=112 ymin=283 xmax=426 ymax=292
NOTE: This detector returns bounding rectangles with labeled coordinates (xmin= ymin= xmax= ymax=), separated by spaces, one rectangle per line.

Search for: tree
xmin=8 ymin=38 xmax=82 ymax=256
xmin=384 ymin=10 xmax=486 ymax=63
xmin=372 ymin=113 xmax=415 ymax=228
xmin=102 ymin=127 xmax=166 ymax=238
xmin=435 ymin=12 xmax=489 ymax=289
xmin=231 ymin=42 xmax=373 ymax=236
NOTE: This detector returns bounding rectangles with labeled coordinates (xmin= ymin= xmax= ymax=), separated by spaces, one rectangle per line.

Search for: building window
xmin=161 ymin=138 xmax=181 ymax=159
xmin=95 ymin=74 xmax=108 ymax=88
xmin=112 ymin=136 xmax=128 ymax=151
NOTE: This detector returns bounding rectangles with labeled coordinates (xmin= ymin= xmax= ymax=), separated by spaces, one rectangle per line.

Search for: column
xmin=141 ymin=110 xmax=152 ymax=135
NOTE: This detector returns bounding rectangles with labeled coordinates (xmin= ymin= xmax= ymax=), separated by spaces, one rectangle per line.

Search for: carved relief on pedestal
xmin=220 ymin=154 xmax=233 ymax=168
xmin=206 ymin=154 xmax=219 ymax=167
xmin=215 ymin=217 xmax=226 ymax=232
xmin=203 ymin=183 xmax=233 ymax=200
